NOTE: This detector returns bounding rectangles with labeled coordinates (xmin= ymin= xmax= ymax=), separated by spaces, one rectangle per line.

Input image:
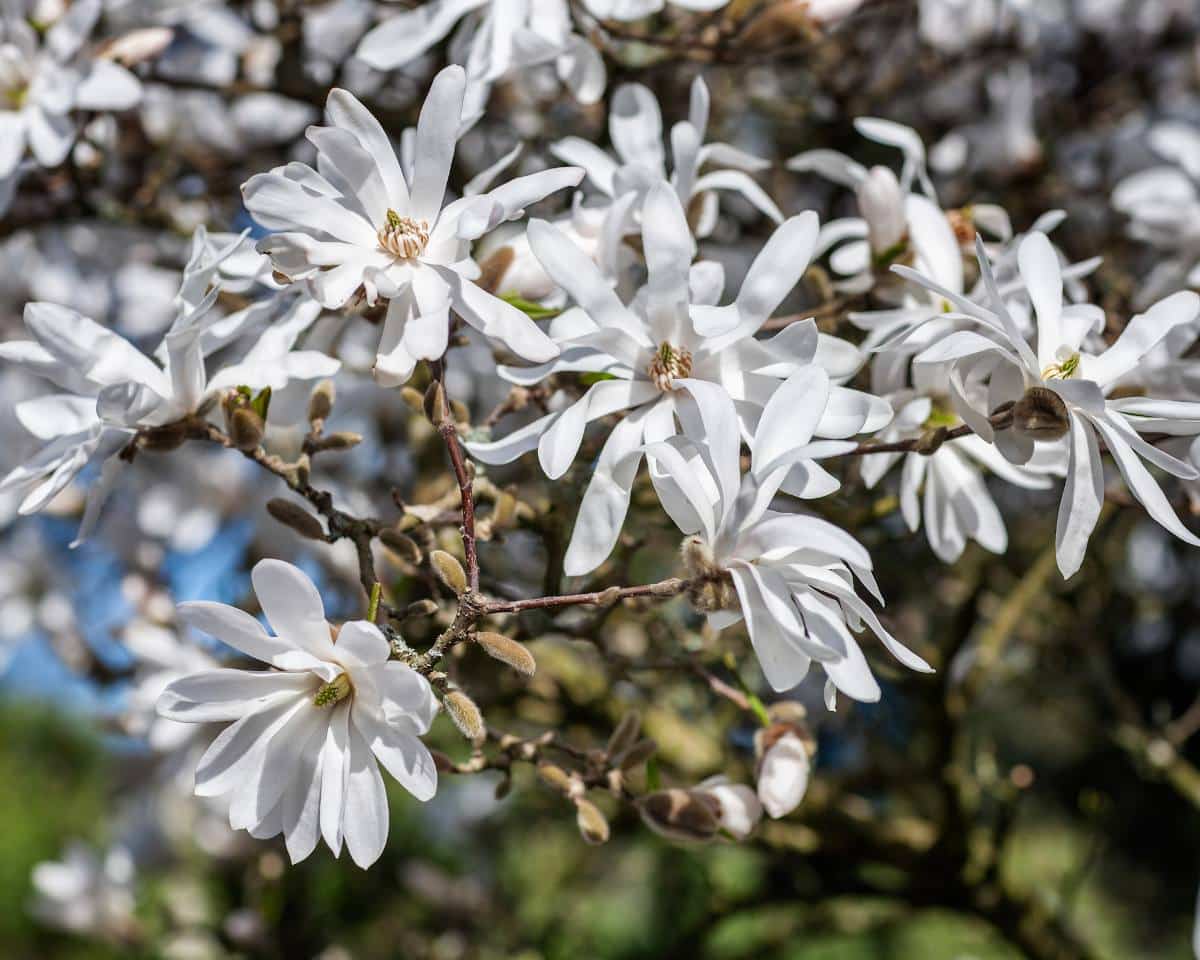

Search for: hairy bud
xmin=638 ymin=789 xmax=720 ymax=843
xmin=404 ymin=599 xmax=440 ymax=619
xmin=537 ymin=762 xmax=574 ymax=794
xmin=431 ymin=550 xmax=468 ymax=595
xmin=379 ymin=528 xmax=423 ymax=564
xmin=229 ymin=408 xmax=265 ymax=451
xmin=1012 ymin=386 xmax=1070 ymax=441
xmin=266 ymin=498 xmax=326 ymax=541
xmin=614 ymin=738 xmax=658 ymax=770
xmin=575 ymin=798 xmax=610 ymax=845
xmin=423 ymin=381 xmax=447 ymax=425
xmin=139 ymin=420 xmax=189 ymax=452
xmin=318 ymin=431 xmax=362 ymax=451
xmin=307 ymin=379 xmax=335 ymax=422
xmin=400 ymin=386 xmax=425 ymax=414
xmin=491 ymin=491 xmax=519 ymax=529
xmin=443 ymin=690 xmax=485 ymax=744
xmin=915 ymin=425 xmax=949 ymax=456
xmin=475 ymin=632 xmax=536 ymax=676
xmin=606 ymin=711 xmax=642 ymax=759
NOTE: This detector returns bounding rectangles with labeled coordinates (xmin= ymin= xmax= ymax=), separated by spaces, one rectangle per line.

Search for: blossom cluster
xmin=1 ymin=0 xmax=1198 ymax=947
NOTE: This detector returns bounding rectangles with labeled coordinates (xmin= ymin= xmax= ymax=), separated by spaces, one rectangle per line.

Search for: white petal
xmin=1055 ymin=413 xmax=1104 ymax=579
xmin=342 ymin=725 xmax=390 ymax=867
xmin=410 ymin=65 xmax=466 ymax=224
xmin=251 ymin=559 xmax=336 ymax=660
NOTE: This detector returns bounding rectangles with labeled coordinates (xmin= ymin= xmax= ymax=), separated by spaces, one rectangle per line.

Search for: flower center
xmin=313 ymin=672 xmax=352 ymax=707
xmin=377 ymin=209 xmax=429 ymax=260
xmin=647 ymin=342 xmax=693 ymax=392
xmin=1041 ymin=352 xmax=1080 ymax=381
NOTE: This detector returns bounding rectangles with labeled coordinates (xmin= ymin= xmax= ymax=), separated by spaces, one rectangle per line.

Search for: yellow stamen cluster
xmin=1041 ymin=352 xmax=1080 ymax=381
xmin=313 ymin=672 xmax=352 ymax=707
xmin=377 ymin=209 xmax=429 ymax=259
xmin=647 ymin=342 xmax=693 ymax=393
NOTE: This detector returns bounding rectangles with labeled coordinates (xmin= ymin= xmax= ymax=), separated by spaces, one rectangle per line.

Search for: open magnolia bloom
xmin=1112 ymin=122 xmax=1200 ymax=309
xmin=356 ymin=0 xmax=604 ymax=126
xmin=904 ymin=231 xmax=1200 ymax=577
xmin=552 ymin=76 xmax=782 ymax=243
xmin=788 ymin=118 xmax=948 ymax=295
xmin=0 ymin=0 xmax=142 ymax=212
xmin=581 ymin=0 xmax=729 ymax=20
xmin=242 ymin=66 xmax=582 ymax=386
xmin=0 ymin=231 xmax=337 ymax=544
xmin=645 ymin=377 xmax=933 ymax=702
xmin=861 ymin=355 xmax=1062 ymax=563
xmin=468 ymin=182 xmax=890 ymax=576
xmin=157 ymin=560 xmax=439 ymax=868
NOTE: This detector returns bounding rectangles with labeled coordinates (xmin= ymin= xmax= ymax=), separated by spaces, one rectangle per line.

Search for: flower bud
xmin=318 ymin=431 xmax=362 ymax=451
xmin=695 ymin=777 xmax=763 ymax=840
xmin=443 ymin=690 xmax=485 ymax=744
xmin=266 ymin=498 xmax=326 ymax=541
xmin=404 ymin=599 xmax=440 ymax=619
xmin=492 ymin=490 xmax=518 ymax=529
xmin=379 ymin=528 xmax=423 ymax=563
xmin=606 ymin=711 xmax=642 ymax=759
xmin=614 ymin=738 xmax=657 ymax=770
xmin=638 ymin=789 xmax=720 ymax=843
xmin=537 ymin=762 xmax=574 ymax=794
xmin=915 ymin=425 xmax=949 ymax=456
xmin=139 ymin=420 xmax=189 ymax=452
xmin=229 ymin=408 xmax=265 ymax=451
xmin=755 ymin=731 xmax=811 ymax=819
xmin=423 ymin=381 xmax=446 ymax=425
xmin=1012 ymin=386 xmax=1070 ymax=441
xmin=475 ymin=632 xmax=536 ymax=677
xmin=575 ymin=798 xmax=610 ymax=845
xmin=307 ymin=380 xmax=336 ymax=422
xmin=400 ymin=386 xmax=425 ymax=414
xmin=430 ymin=550 xmax=468 ymax=595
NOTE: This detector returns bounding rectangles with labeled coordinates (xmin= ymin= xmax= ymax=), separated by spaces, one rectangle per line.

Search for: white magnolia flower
xmin=157 ymin=560 xmax=439 ymax=868
xmin=1112 ymin=122 xmax=1200 ymax=309
xmin=755 ymin=731 xmax=810 ymax=819
xmin=861 ymin=357 xmax=1059 ymax=563
xmin=646 ymin=376 xmax=933 ymax=700
xmin=31 ymin=841 xmax=137 ymax=940
xmin=356 ymin=0 xmax=604 ymax=126
xmin=469 ymin=182 xmax=888 ymax=576
xmin=243 ymin=66 xmax=582 ymax=386
xmin=788 ymin=118 xmax=950 ymax=295
xmin=694 ymin=777 xmax=762 ymax=839
xmin=0 ymin=230 xmax=336 ymax=542
xmin=906 ymin=231 xmax=1200 ymax=577
xmin=552 ymin=77 xmax=782 ymax=243
xmin=581 ymin=0 xmax=728 ymax=20
xmin=0 ymin=0 xmax=142 ymax=210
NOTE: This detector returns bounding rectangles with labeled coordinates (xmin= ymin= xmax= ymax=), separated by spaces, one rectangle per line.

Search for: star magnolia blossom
xmin=157 ymin=560 xmax=439 ymax=868
xmin=904 ymin=231 xmax=1200 ymax=577
xmin=1112 ymin=122 xmax=1200 ymax=309
xmin=645 ymin=376 xmax=933 ymax=701
xmin=243 ymin=66 xmax=582 ymax=386
xmin=468 ymin=181 xmax=889 ymax=576
xmin=0 ymin=0 xmax=142 ymax=211
xmin=552 ymin=77 xmax=782 ymax=243
xmin=0 ymin=231 xmax=337 ymax=543
xmin=861 ymin=357 xmax=1060 ymax=563
xmin=356 ymin=0 xmax=604 ymax=126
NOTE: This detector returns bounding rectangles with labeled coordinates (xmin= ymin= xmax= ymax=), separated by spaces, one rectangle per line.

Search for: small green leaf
xmin=501 ymin=292 xmax=560 ymax=320
xmin=646 ymin=756 xmax=661 ymax=791
xmin=579 ymin=372 xmax=619 ymax=386
xmin=251 ymin=386 xmax=272 ymax=420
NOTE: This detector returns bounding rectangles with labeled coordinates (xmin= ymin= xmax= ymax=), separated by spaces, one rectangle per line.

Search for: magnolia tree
xmin=3 ymin=0 xmax=1200 ymax=957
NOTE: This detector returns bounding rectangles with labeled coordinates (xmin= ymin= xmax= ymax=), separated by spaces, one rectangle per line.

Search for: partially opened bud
xmin=1012 ymin=386 xmax=1070 ymax=441
xmin=695 ymin=777 xmax=763 ymax=840
xmin=756 ymin=731 xmax=812 ymax=819
xmin=475 ymin=632 xmax=536 ymax=676
xmin=431 ymin=550 xmax=468 ymax=595
xmin=575 ymin=798 xmax=610 ymax=845
xmin=638 ymin=789 xmax=720 ymax=843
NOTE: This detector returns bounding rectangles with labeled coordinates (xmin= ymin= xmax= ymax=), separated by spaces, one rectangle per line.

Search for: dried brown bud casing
xmin=431 ymin=550 xmax=468 ymax=595
xmin=475 ymin=632 xmax=536 ymax=676
xmin=443 ymin=690 xmax=485 ymax=744
xmin=266 ymin=498 xmax=326 ymax=541
xmin=1012 ymin=386 xmax=1071 ymax=441
xmin=638 ymin=789 xmax=720 ymax=843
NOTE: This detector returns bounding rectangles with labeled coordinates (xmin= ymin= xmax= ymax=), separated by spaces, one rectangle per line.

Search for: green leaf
xmin=579 ymin=372 xmax=619 ymax=386
xmin=251 ymin=386 xmax=272 ymax=420
xmin=501 ymin=293 xmax=561 ymax=320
